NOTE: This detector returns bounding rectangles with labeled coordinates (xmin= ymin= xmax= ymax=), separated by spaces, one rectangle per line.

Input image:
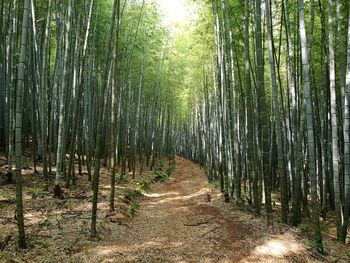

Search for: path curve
xmin=74 ymin=157 xmax=311 ymax=263
xmin=109 ymin=157 xmax=244 ymax=262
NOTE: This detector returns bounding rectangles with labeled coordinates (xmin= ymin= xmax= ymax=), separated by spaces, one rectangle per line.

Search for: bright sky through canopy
xmin=157 ymin=0 xmax=197 ymax=27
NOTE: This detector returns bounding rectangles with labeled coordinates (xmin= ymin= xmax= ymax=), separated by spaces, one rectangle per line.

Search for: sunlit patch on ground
xmin=2 ymin=156 xmax=346 ymax=263
xmin=144 ymin=191 xmax=179 ymax=198
xmin=242 ymin=233 xmax=307 ymax=262
xmin=255 ymin=239 xmax=289 ymax=256
xmin=147 ymin=188 xmax=209 ymax=205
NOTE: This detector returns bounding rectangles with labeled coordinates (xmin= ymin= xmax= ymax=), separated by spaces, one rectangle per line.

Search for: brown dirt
xmin=67 ymin=157 xmax=325 ymax=263
xmin=1 ymin=156 xmax=350 ymax=262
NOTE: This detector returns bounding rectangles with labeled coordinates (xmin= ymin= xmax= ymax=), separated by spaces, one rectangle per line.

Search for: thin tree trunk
xmin=8 ymin=0 xmax=19 ymax=183
xmin=90 ymin=0 xmax=118 ymax=237
xmin=328 ymin=0 xmax=342 ymax=240
xmin=299 ymin=0 xmax=323 ymax=252
xmin=265 ymin=0 xmax=287 ymax=224
xmin=54 ymin=0 xmax=72 ymax=197
xmin=15 ymin=0 xmax=31 ymax=249
xmin=66 ymin=0 xmax=94 ymax=187
xmin=39 ymin=0 xmax=52 ymax=189
xmin=341 ymin=2 xmax=350 ymax=243
xmin=110 ymin=0 xmax=121 ymax=212
xmin=256 ymin=0 xmax=272 ymax=224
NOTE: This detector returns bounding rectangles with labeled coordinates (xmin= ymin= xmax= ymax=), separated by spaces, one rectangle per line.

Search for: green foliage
xmin=298 ymin=223 xmax=310 ymax=234
xmin=235 ymin=198 xmax=245 ymax=208
xmin=165 ymin=163 xmax=175 ymax=177
xmin=0 ymin=193 xmax=16 ymax=205
xmin=210 ymin=180 xmax=220 ymax=189
xmin=320 ymin=223 xmax=329 ymax=233
xmin=42 ymin=217 xmax=52 ymax=228
xmin=119 ymin=176 xmax=129 ymax=184
xmin=129 ymin=200 xmax=140 ymax=218
xmin=298 ymin=223 xmax=328 ymax=234
xmin=240 ymin=192 xmax=251 ymax=203
xmin=310 ymin=236 xmax=324 ymax=254
xmin=123 ymin=188 xmax=143 ymax=201
xmin=137 ymin=180 xmax=150 ymax=193
xmin=151 ymin=170 xmax=169 ymax=182
xmin=122 ymin=188 xmax=142 ymax=218
xmin=27 ymin=188 xmax=40 ymax=199
xmin=93 ymin=0 xmax=114 ymax=63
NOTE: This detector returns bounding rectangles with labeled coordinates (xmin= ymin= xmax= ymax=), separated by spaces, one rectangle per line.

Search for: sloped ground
xmin=1 ymin=156 xmax=350 ymax=262
xmin=0 ymin=153 xmax=157 ymax=263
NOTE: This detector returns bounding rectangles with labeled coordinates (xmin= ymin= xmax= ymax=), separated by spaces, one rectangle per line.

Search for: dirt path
xmin=73 ymin=157 xmax=315 ymax=263
xmin=111 ymin=157 xmax=245 ymax=262
xmin=2 ymin=156 xmax=350 ymax=262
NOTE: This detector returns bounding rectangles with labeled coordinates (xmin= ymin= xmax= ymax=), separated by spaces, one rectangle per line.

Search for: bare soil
xmin=1 ymin=156 xmax=350 ymax=262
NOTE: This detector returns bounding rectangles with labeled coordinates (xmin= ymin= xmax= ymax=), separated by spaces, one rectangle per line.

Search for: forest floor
xmin=1 ymin=156 xmax=350 ymax=262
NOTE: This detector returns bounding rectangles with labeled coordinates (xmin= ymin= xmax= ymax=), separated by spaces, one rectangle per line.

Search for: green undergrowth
xmin=233 ymin=197 xmax=245 ymax=207
xmin=151 ymin=163 xmax=175 ymax=183
xmin=298 ymin=223 xmax=310 ymax=234
xmin=137 ymin=179 xmax=150 ymax=193
xmin=122 ymin=188 xmax=143 ymax=218
xmin=129 ymin=200 xmax=140 ymax=218
xmin=296 ymin=222 xmax=328 ymax=253
xmin=123 ymin=188 xmax=143 ymax=200
xmin=41 ymin=217 xmax=52 ymax=228
xmin=165 ymin=163 xmax=175 ymax=177
xmin=118 ymin=176 xmax=129 ymax=184
xmin=26 ymin=187 xmax=41 ymax=199
xmin=0 ymin=193 xmax=16 ymax=207
xmin=209 ymin=180 xmax=220 ymax=189
xmin=298 ymin=222 xmax=329 ymax=234
xmin=151 ymin=170 xmax=169 ymax=182
xmin=121 ymin=162 xmax=175 ymax=217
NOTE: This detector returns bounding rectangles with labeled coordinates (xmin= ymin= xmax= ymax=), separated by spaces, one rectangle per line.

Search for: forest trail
xmin=109 ymin=156 xmax=245 ymax=262
xmin=74 ymin=157 xmax=315 ymax=263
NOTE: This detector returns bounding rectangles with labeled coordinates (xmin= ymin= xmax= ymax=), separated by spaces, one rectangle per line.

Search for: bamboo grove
xmin=2 ymin=0 xmax=350 ymax=253
xmin=0 ymin=0 xmax=188 ymax=248
xmin=177 ymin=0 xmax=350 ymax=252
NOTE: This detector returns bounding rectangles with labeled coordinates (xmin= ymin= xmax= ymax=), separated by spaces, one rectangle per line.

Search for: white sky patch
xmin=157 ymin=0 xmax=198 ymax=28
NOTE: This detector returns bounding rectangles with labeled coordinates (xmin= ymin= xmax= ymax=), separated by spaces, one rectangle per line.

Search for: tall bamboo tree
xmin=15 ymin=0 xmax=31 ymax=249
xmin=265 ymin=0 xmax=287 ymax=224
xmin=90 ymin=0 xmax=118 ymax=237
xmin=341 ymin=1 xmax=350 ymax=243
xmin=299 ymin=0 xmax=323 ymax=252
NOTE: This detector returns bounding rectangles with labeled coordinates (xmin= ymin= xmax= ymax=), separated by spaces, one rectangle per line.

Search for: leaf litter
xmin=1 ymin=156 xmax=350 ymax=262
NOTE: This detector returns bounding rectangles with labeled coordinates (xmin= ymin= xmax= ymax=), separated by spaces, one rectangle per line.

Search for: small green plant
xmin=42 ymin=217 xmax=52 ymax=227
xmin=129 ymin=200 xmax=140 ymax=218
xmin=165 ymin=163 xmax=175 ymax=177
xmin=118 ymin=176 xmax=128 ymax=184
xmin=210 ymin=180 xmax=220 ymax=189
xmin=123 ymin=188 xmax=143 ymax=201
xmin=1 ymin=193 xmax=16 ymax=204
xmin=298 ymin=223 xmax=310 ymax=233
xmin=152 ymin=170 xmax=168 ymax=182
xmin=61 ymin=200 xmax=70 ymax=209
xmin=310 ymin=237 xmax=324 ymax=253
xmin=320 ymin=223 xmax=329 ymax=233
xmin=235 ymin=198 xmax=245 ymax=207
xmin=137 ymin=180 xmax=150 ymax=192
xmin=27 ymin=188 xmax=40 ymax=199
xmin=239 ymin=192 xmax=251 ymax=204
